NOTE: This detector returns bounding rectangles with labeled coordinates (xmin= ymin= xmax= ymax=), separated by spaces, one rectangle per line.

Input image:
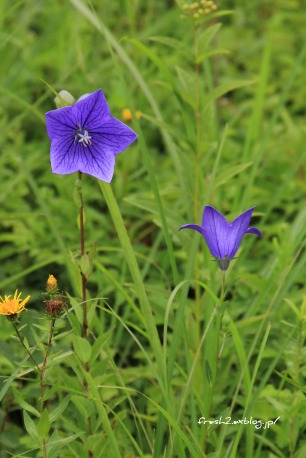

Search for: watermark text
xmin=198 ymin=416 xmax=280 ymax=430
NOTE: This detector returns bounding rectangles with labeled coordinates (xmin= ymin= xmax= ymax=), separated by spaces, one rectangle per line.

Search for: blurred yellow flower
xmin=0 ymin=290 xmax=30 ymax=316
xmin=122 ymin=108 xmax=141 ymax=122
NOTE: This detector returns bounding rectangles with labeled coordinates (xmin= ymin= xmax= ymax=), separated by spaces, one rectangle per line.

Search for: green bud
xmin=54 ymin=90 xmax=75 ymax=108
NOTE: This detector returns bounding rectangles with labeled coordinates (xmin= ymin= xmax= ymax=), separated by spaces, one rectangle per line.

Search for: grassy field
xmin=0 ymin=0 xmax=306 ymax=457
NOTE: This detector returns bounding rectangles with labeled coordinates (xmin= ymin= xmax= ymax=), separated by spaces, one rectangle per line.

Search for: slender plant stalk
xmin=40 ymin=318 xmax=56 ymax=413
xmin=39 ymin=317 xmax=55 ymax=458
xmin=12 ymin=321 xmax=49 ymax=457
xmin=77 ymin=172 xmax=93 ymax=458
xmin=78 ymin=172 xmax=88 ymax=339
xmin=0 ymin=397 xmax=12 ymax=456
xmin=12 ymin=322 xmax=41 ymax=373
xmin=193 ymin=23 xmax=202 ymax=325
xmin=203 ymin=270 xmax=226 ymax=450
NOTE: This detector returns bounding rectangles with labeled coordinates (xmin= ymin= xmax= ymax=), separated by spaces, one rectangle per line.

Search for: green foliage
xmin=0 ymin=0 xmax=306 ymax=457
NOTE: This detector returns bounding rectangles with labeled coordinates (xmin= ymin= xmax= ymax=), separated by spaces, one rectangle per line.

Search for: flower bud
xmin=54 ymin=90 xmax=75 ymax=108
xmin=46 ymin=275 xmax=58 ymax=294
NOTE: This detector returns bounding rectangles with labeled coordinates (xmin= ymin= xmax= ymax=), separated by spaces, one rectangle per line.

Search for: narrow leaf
xmin=23 ymin=411 xmax=40 ymax=443
xmin=37 ymin=408 xmax=50 ymax=439
xmin=72 ymin=335 xmax=92 ymax=363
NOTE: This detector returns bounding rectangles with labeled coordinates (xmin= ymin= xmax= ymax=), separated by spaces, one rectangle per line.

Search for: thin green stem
xmin=193 ymin=23 xmax=203 ymax=350
xmin=12 ymin=322 xmax=41 ymax=373
xmin=39 ymin=318 xmax=55 ymax=458
xmin=40 ymin=318 xmax=55 ymax=413
xmin=203 ymin=269 xmax=226 ymax=450
xmin=77 ymin=173 xmax=93 ymax=458
xmin=78 ymin=172 xmax=88 ymax=339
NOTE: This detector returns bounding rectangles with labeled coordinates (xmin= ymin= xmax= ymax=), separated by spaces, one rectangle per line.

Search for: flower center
xmin=75 ymin=125 xmax=92 ymax=147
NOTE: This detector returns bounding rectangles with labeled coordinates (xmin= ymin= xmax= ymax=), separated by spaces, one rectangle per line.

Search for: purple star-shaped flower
xmin=179 ymin=206 xmax=262 ymax=270
xmin=45 ymin=89 xmax=138 ymax=182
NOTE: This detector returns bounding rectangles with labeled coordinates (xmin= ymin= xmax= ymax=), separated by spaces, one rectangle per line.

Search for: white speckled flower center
xmin=75 ymin=125 xmax=92 ymax=147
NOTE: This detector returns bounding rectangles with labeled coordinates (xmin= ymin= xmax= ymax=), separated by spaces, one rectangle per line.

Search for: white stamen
xmin=76 ymin=129 xmax=92 ymax=147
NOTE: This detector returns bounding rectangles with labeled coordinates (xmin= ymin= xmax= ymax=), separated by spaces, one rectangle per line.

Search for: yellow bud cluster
xmin=182 ymin=0 xmax=217 ymax=18
xmin=46 ymin=274 xmax=58 ymax=295
xmin=44 ymin=274 xmax=67 ymax=318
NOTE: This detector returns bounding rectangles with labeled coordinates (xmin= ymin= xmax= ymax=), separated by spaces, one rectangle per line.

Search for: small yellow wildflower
xmin=122 ymin=108 xmax=141 ymax=122
xmin=0 ymin=290 xmax=30 ymax=316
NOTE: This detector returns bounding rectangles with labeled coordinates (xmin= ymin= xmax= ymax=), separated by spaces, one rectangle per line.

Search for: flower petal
xmin=227 ymin=207 xmax=255 ymax=259
xmin=75 ymin=89 xmax=110 ymax=128
xmin=50 ymin=137 xmax=80 ymax=175
xmin=94 ymin=117 xmax=138 ymax=155
xmin=78 ymin=142 xmax=115 ymax=182
xmin=45 ymin=107 xmax=76 ymax=141
xmin=246 ymin=227 xmax=263 ymax=237
xmin=201 ymin=206 xmax=230 ymax=258
xmin=179 ymin=224 xmax=204 ymax=236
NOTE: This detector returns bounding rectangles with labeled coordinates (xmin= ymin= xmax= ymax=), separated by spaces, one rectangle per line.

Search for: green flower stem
xmin=193 ymin=23 xmax=202 ymax=325
xmin=77 ymin=173 xmax=93 ymax=458
xmin=78 ymin=172 xmax=88 ymax=339
xmin=40 ymin=318 xmax=55 ymax=413
xmin=12 ymin=322 xmax=41 ymax=373
xmin=203 ymin=270 xmax=226 ymax=450
xmin=39 ymin=317 xmax=55 ymax=458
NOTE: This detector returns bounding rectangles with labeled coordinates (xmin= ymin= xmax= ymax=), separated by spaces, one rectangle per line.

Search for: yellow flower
xmin=0 ymin=290 xmax=30 ymax=316
xmin=122 ymin=108 xmax=141 ymax=122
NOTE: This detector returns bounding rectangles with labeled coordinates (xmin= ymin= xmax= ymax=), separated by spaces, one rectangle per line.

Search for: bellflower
xmin=45 ymin=89 xmax=138 ymax=182
xmin=179 ymin=206 xmax=262 ymax=270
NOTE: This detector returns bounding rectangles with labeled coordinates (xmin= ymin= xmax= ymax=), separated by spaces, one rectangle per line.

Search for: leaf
xmin=72 ymin=186 xmax=82 ymax=209
xmin=195 ymin=49 xmax=229 ymax=64
xmin=199 ymin=22 xmax=222 ymax=49
xmin=175 ymin=66 xmax=196 ymax=108
xmin=126 ymin=38 xmax=174 ymax=85
xmin=149 ymin=36 xmax=190 ymax=57
xmin=88 ymin=242 xmax=96 ymax=271
xmin=23 ymin=411 xmax=40 ymax=444
xmin=12 ymin=386 xmax=40 ymax=417
xmin=204 ymin=79 xmax=255 ymax=109
xmin=66 ymin=293 xmax=83 ymax=324
xmin=47 ymin=431 xmax=83 ymax=458
xmin=214 ymin=162 xmax=253 ymax=187
xmin=71 ymin=394 xmax=95 ymax=418
xmin=72 ymin=335 xmax=92 ymax=363
xmin=205 ymin=360 xmax=212 ymax=387
xmin=37 ymin=408 xmax=50 ymax=439
xmin=49 ymin=394 xmax=71 ymax=423
xmin=80 ymin=253 xmax=90 ymax=277
xmin=80 ymin=243 xmax=95 ymax=278
xmin=30 ymin=326 xmax=45 ymax=352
